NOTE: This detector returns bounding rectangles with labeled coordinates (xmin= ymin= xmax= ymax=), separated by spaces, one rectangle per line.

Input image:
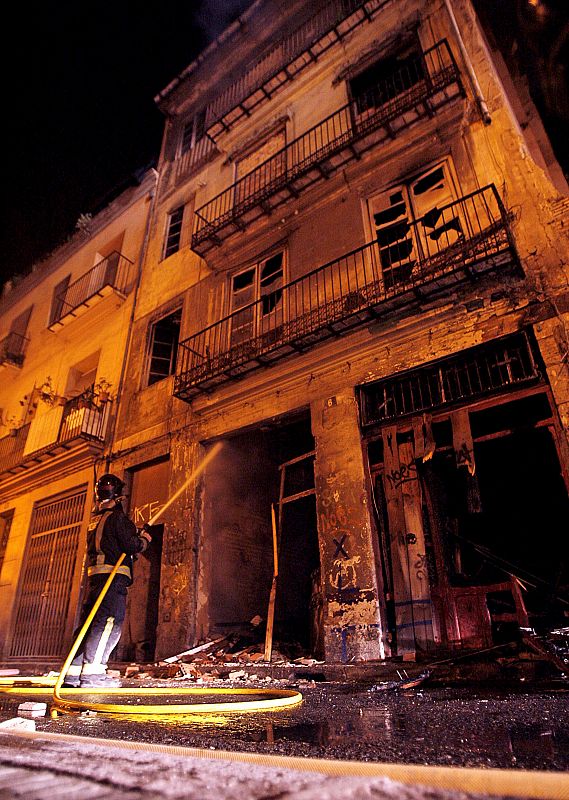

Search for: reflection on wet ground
xmin=1 ymin=685 xmax=567 ymax=771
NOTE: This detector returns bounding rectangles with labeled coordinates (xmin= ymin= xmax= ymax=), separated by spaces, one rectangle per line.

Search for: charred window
xmin=349 ymin=47 xmax=425 ymax=115
xmin=147 ymin=309 xmax=182 ymax=386
xmin=368 ymin=162 xmax=461 ymax=288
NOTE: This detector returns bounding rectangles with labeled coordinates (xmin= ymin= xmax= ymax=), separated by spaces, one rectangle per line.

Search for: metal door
xmin=9 ymin=488 xmax=87 ymax=658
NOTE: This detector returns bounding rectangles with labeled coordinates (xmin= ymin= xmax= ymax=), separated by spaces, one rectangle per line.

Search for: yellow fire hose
xmin=0 ymin=554 xmax=301 ymax=714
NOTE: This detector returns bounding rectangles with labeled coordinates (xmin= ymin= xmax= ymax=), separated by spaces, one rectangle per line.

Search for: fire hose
xmin=0 ymin=443 xmax=302 ymax=715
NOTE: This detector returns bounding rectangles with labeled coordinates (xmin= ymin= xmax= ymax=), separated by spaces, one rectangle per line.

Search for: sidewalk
xmin=0 ymin=728 xmax=566 ymax=800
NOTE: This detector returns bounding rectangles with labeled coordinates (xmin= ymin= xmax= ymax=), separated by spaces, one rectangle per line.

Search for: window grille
xmin=359 ymin=332 xmax=540 ymax=426
xmin=9 ymin=488 xmax=87 ymax=658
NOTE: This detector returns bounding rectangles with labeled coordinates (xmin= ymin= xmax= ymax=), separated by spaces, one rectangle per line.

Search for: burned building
xmin=109 ymin=0 xmax=568 ymax=665
xmin=1 ymin=0 xmax=567 ymax=670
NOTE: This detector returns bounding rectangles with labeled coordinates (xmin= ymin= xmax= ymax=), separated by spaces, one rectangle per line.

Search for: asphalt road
xmin=1 ymin=681 xmax=568 ymax=772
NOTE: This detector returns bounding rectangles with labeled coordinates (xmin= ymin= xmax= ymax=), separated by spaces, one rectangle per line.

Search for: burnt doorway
xmin=202 ymin=414 xmax=321 ymax=657
xmin=422 ymin=392 xmax=569 ymax=646
xmin=119 ymin=458 xmax=168 ymax=662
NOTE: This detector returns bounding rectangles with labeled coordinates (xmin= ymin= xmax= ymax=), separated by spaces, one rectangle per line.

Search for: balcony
xmin=0 ymin=394 xmax=111 ymax=480
xmin=192 ymin=41 xmax=464 ymax=256
xmin=162 ymin=134 xmax=218 ymax=196
xmin=48 ymin=251 xmax=135 ymax=331
xmin=0 ymin=331 xmax=28 ymax=368
xmin=176 ymin=185 xmax=519 ymax=401
xmin=205 ymin=0 xmax=390 ymax=140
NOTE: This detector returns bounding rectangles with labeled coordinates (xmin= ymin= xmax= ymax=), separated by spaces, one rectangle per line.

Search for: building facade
xmin=0 ymin=170 xmax=157 ymax=664
xmin=2 ymin=0 xmax=568 ymax=668
xmin=114 ymin=0 xmax=569 ymax=664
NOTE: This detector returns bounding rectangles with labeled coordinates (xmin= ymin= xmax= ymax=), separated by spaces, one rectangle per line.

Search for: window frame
xmin=145 ymin=307 xmax=183 ymax=387
xmin=163 ymin=205 xmax=185 ymax=260
xmin=179 ymin=109 xmax=206 ymax=157
xmin=228 ymin=250 xmax=286 ymax=348
xmin=365 ymin=159 xmax=461 ymax=287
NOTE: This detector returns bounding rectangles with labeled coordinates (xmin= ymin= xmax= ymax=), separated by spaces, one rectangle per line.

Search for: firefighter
xmin=64 ymin=473 xmax=152 ymax=688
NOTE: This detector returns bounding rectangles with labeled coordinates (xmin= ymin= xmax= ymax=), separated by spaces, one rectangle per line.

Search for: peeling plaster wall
xmin=311 ymin=389 xmax=384 ymax=663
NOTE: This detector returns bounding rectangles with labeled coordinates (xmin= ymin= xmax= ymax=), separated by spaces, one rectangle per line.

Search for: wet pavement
xmin=0 ymin=680 xmax=568 ymax=772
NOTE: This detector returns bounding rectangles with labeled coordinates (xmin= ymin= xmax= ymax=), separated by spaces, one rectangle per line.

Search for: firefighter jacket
xmin=86 ymin=501 xmax=145 ymax=585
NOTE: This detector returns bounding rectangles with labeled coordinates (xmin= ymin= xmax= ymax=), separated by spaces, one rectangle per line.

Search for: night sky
xmin=4 ymin=1 xmax=567 ymax=287
xmin=3 ymin=0 xmax=251 ymax=285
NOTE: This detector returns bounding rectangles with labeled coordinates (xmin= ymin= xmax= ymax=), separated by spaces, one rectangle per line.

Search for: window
xmin=147 ymin=309 xmax=182 ymax=386
xmin=2 ymin=306 xmax=33 ymax=364
xmin=349 ymin=45 xmax=425 ymax=116
xmin=49 ymin=276 xmax=71 ymax=326
xmin=0 ymin=510 xmax=14 ymax=575
xmin=230 ymin=252 xmax=284 ymax=347
xmin=163 ymin=206 xmax=185 ymax=259
xmin=368 ymin=162 xmax=460 ymax=288
xmin=180 ymin=109 xmax=206 ymax=155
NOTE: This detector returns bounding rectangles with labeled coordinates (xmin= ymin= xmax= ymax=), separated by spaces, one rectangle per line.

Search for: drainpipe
xmin=443 ymin=0 xmax=492 ymax=125
xmin=103 ymin=169 xmax=159 ymax=471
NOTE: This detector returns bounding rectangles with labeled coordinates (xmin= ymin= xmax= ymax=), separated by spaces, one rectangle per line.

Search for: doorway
xmin=369 ymin=390 xmax=569 ymax=653
xmin=201 ymin=413 xmax=321 ymax=657
xmin=119 ymin=458 xmax=168 ymax=662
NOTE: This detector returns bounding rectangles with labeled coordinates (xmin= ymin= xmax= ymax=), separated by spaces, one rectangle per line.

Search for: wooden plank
xmin=264 ymin=504 xmax=279 ymax=662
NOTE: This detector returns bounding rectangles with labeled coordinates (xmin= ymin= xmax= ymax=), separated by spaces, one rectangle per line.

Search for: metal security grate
xmin=359 ymin=333 xmax=541 ymax=426
xmin=9 ymin=488 xmax=87 ymax=659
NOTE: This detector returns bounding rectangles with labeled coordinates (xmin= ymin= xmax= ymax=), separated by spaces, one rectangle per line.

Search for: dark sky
xmin=3 ymin=0 xmax=252 ymax=284
xmin=4 ymin=1 xmax=566 ymax=286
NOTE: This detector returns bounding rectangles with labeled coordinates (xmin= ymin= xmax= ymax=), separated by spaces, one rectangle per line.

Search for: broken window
xmin=368 ymin=162 xmax=461 ymax=288
xmin=163 ymin=206 xmax=185 ymax=259
xmin=229 ymin=252 xmax=285 ymax=348
xmin=349 ymin=46 xmax=426 ymax=116
xmin=146 ymin=309 xmax=182 ymax=386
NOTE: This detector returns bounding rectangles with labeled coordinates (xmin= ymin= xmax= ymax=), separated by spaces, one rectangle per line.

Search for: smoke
xmin=193 ymin=0 xmax=253 ymax=42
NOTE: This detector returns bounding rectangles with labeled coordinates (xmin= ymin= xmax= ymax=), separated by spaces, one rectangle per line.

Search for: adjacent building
xmin=0 ymin=170 xmax=157 ymax=664
xmin=2 ymin=0 xmax=568 ymax=667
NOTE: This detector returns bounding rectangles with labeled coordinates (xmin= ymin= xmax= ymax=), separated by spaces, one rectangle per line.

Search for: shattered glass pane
xmin=413 ymin=166 xmax=445 ymax=196
xmin=233 ymin=268 xmax=255 ymax=293
xmin=374 ymin=202 xmax=407 ymax=226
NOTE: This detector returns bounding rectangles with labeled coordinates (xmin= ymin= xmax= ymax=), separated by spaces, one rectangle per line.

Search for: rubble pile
xmin=123 ymin=628 xmax=323 ymax=686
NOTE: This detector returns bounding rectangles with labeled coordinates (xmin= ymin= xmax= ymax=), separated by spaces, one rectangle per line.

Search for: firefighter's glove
xmin=138 ymin=524 xmax=152 ymax=552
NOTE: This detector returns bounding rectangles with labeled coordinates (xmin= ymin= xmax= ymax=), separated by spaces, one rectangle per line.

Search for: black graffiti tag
xmin=386 ymin=460 xmax=417 ymax=490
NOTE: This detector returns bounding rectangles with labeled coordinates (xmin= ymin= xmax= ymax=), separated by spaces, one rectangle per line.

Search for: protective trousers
xmin=68 ymin=573 xmax=128 ymax=679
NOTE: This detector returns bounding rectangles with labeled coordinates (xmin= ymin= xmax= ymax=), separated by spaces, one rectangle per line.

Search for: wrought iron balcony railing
xmin=192 ymin=41 xmax=463 ymax=255
xmin=0 ymin=331 xmax=29 ymax=367
xmin=0 ymin=395 xmax=111 ymax=477
xmin=48 ymin=251 xmax=135 ymax=330
xmin=205 ymin=0 xmax=390 ymax=140
xmin=176 ymin=185 xmax=518 ymax=401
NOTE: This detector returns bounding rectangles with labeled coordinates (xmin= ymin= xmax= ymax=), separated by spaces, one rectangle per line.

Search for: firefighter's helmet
xmin=95 ymin=473 xmax=124 ymax=502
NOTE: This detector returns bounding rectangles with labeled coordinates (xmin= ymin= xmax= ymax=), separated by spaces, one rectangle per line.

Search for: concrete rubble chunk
xmin=0 ymin=717 xmax=36 ymax=731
